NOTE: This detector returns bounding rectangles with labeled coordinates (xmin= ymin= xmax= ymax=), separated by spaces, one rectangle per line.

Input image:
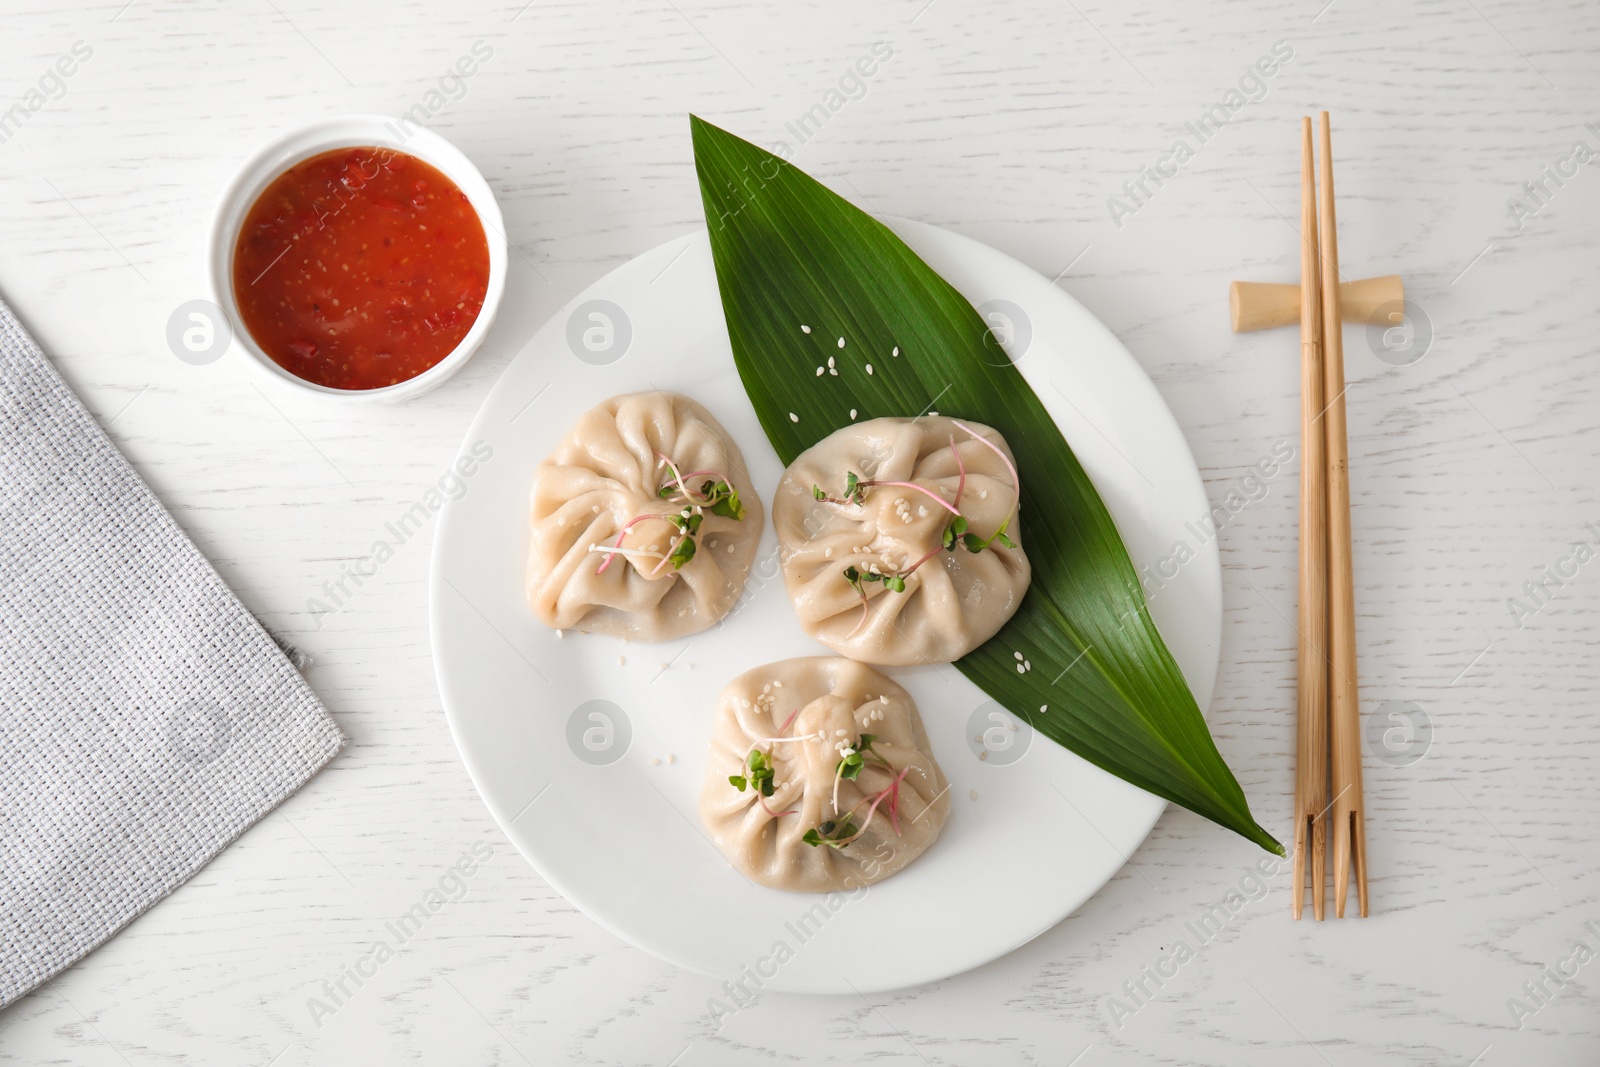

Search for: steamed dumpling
xmin=700 ymin=657 xmax=950 ymax=893
xmin=527 ymin=391 xmax=763 ymax=640
xmin=771 ymin=416 xmax=1030 ymax=665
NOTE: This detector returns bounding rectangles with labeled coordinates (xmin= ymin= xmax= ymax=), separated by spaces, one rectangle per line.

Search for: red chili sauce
xmin=232 ymin=146 xmax=489 ymax=390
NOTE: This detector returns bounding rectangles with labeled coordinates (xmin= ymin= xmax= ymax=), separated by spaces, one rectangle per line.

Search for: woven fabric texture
xmin=0 ymin=299 xmax=344 ymax=1009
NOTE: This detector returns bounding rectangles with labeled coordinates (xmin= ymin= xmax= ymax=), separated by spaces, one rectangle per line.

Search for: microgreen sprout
xmin=594 ymin=455 xmax=746 ymax=577
xmin=844 ymin=565 xmax=906 ymax=597
xmin=813 ymin=471 xmax=959 ymax=516
xmin=832 ymin=732 xmax=890 ymax=812
xmin=728 ymin=749 xmax=775 ymax=796
xmin=730 ymin=706 xmax=800 ymax=817
xmin=804 ymin=764 xmax=914 ymax=850
xmin=655 ymin=453 xmax=746 ymax=520
xmin=802 ymin=818 xmax=858 ymax=850
xmin=835 ymin=423 xmax=1021 ymax=621
xmin=660 ymin=476 xmax=744 ymax=521
xmin=835 ymin=733 xmax=885 ymax=781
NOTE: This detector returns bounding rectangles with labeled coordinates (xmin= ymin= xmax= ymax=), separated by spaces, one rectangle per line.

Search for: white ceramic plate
xmin=429 ymin=220 xmax=1221 ymax=994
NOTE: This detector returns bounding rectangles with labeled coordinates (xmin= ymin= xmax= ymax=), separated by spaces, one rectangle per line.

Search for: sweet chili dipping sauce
xmin=232 ymin=146 xmax=488 ymax=390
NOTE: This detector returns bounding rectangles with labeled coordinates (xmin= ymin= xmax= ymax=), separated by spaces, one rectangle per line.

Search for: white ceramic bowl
xmin=207 ymin=114 xmax=508 ymax=402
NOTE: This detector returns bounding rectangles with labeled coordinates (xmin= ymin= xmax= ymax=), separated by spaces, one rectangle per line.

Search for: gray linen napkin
xmin=0 ymin=298 xmax=344 ymax=1009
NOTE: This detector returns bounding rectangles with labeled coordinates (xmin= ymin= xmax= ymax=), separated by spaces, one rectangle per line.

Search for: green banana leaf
xmin=691 ymin=115 xmax=1281 ymax=855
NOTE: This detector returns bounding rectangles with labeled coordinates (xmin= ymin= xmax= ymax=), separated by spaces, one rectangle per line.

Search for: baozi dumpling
xmin=699 ymin=657 xmax=950 ymax=893
xmin=771 ymin=416 xmax=1030 ymax=666
xmin=527 ymin=391 xmax=763 ymax=640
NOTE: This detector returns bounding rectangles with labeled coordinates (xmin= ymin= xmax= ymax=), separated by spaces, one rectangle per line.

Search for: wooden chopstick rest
xmin=1230 ymin=275 xmax=1404 ymax=333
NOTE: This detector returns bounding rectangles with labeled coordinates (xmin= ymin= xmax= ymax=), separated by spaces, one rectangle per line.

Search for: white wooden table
xmin=3 ymin=1 xmax=1598 ymax=1063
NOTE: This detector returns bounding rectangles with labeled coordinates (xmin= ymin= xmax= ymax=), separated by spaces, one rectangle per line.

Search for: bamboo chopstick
xmin=1316 ymin=110 xmax=1369 ymax=918
xmin=1293 ymin=115 xmax=1330 ymax=922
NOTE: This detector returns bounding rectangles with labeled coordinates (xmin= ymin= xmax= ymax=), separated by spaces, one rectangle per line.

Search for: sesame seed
xmin=650 ymin=757 xmax=661 ymax=766
xmin=1016 ymin=663 xmax=1026 ymax=674
xmin=726 ymin=543 xmax=735 ymax=553
xmin=865 ymin=364 xmax=874 ymax=375
xmin=1040 ymin=704 xmax=1048 ymax=713
xmin=801 ymin=324 xmax=811 ymax=333
xmin=816 ymin=367 xmax=825 ymax=376
xmin=837 ymin=337 xmax=846 ymax=348
xmin=969 ymin=789 xmax=978 ymax=801
xmin=1024 ymin=660 xmax=1031 ymax=670
xmin=555 ymin=629 xmax=564 ymax=639
xmin=828 ymin=356 xmax=836 ymax=368
xmin=829 ymin=368 xmax=838 ymax=376
xmin=1014 ymin=651 xmax=1024 ymax=661
xmin=892 ymin=346 xmax=899 ymax=357
xmin=667 ymin=753 xmax=676 ymax=764
xmin=659 ymin=662 xmax=669 ymax=671
xmin=789 ymin=412 xmax=799 ymax=423
xmin=618 ymin=655 xmax=626 ymax=666
xmin=850 ymin=409 xmax=858 ymax=420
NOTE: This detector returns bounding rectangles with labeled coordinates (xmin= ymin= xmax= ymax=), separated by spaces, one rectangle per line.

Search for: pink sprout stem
xmin=839 ymin=767 xmax=912 ymax=845
xmin=859 ymin=479 xmax=961 ymax=516
xmin=848 ymin=583 xmax=872 ymax=639
xmin=595 ymin=513 xmax=671 ymax=575
xmin=951 ymin=421 xmax=1019 ymax=519
xmin=646 ymin=533 xmax=688 ymax=578
xmin=654 ymin=453 xmax=729 ymax=503
xmin=949 ymin=435 xmax=968 ymax=509
xmin=655 ymin=452 xmax=691 ymax=499
xmin=758 ymin=792 xmax=797 ymax=818
xmin=902 ymin=544 xmax=944 ymax=579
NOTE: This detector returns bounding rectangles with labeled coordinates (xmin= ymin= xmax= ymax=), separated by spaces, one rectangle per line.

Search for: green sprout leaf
xmin=802 ymin=817 xmax=859 ymax=850
xmin=700 ymin=479 xmax=745 ymax=520
xmin=734 ymin=749 xmax=776 ymax=797
xmin=668 ymin=535 xmax=697 ymax=570
xmin=668 ymin=510 xmax=704 ymax=536
xmin=835 ymin=733 xmax=886 ymax=782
